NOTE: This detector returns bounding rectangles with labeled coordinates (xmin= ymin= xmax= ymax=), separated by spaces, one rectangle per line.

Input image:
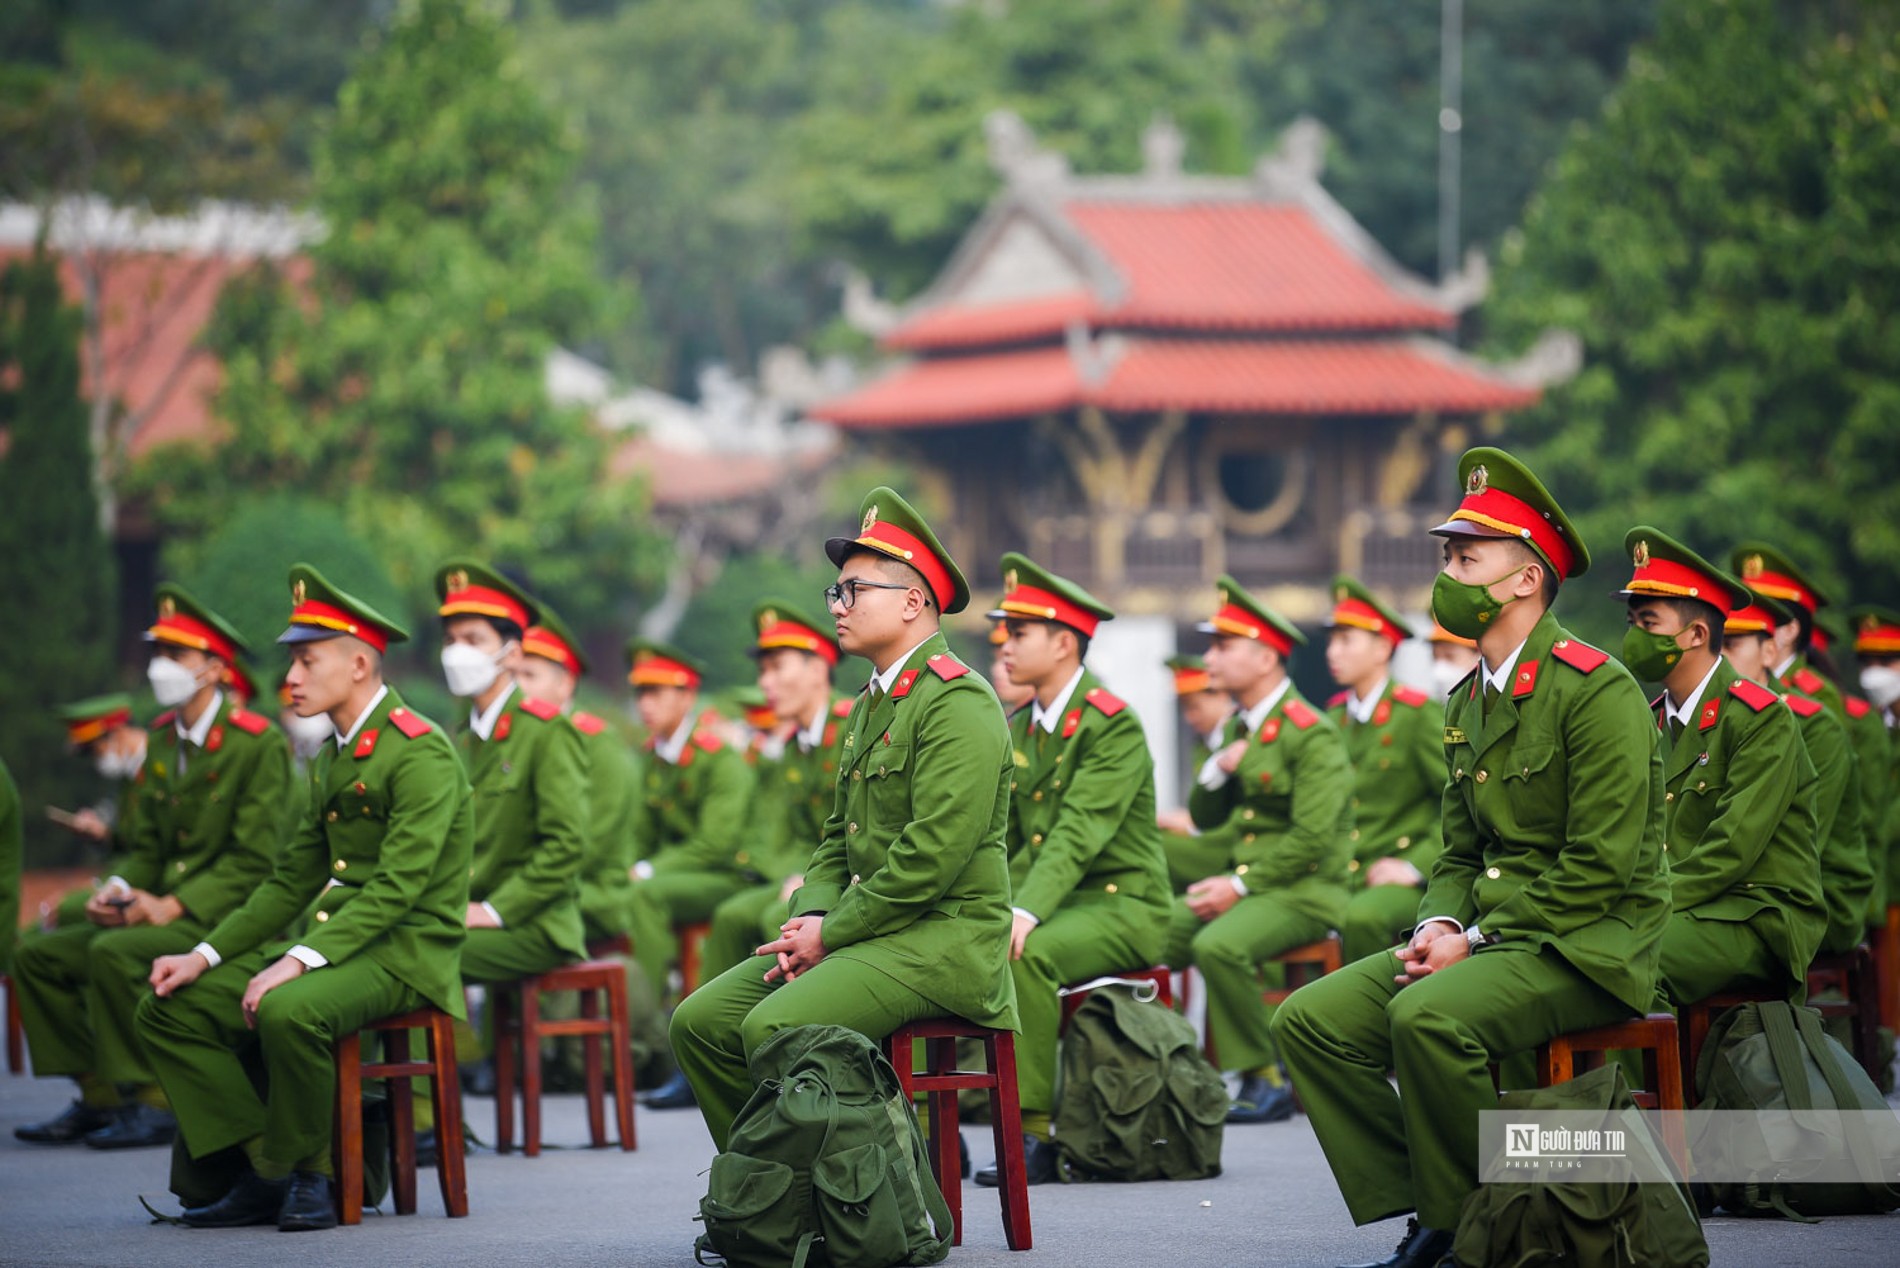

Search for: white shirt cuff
xmin=480 ymin=900 xmax=504 ymax=927
xmin=191 ymin=941 xmax=221 ymax=969
xmin=1010 ymin=907 xmax=1040 ymax=925
xmin=1196 ymin=754 xmax=1230 ymax=790
xmin=632 ymin=860 xmax=654 ymax=881
xmin=1228 ymin=874 xmax=1248 ymax=897
xmin=1414 ymin=916 xmax=1463 ymax=936
xmin=286 ymin=944 xmax=329 ymax=969
xmin=104 ymin=875 xmax=131 ymax=896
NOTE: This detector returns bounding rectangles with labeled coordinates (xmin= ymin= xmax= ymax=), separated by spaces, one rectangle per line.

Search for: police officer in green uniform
xmin=1322 ymin=576 xmax=1445 ymax=964
xmin=1726 ymin=589 xmax=1874 ymax=957
xmin=1165 ymin=575 xmax=1352 ymax=1124
xmin=1275 ymin=449 xmax=1668 ymax=1268
xmin=1847 ymin=607 xmax=1900 ymax=930
xmin=1157 ymin=655 xmax=1237 ymax=892
xmin=137 ymin=564 xmax=473 ymax=1231
xmin=1618 ymin=529 xmax=1825 ymax=1004
xmin=14 ymin=587 xmax=292 ymax=1150
xmin=973 ymin=553 xmax=1170 ymax=1186
xmin=46 ymin=695 xmax=147 ymax=866
xmin=435 ymin=563 xmax=588 ymax=990
xmin=1 ymin=755 xmax=19 ymax=977
xmin=670 ymin=487 xmax=1017 ymax=1151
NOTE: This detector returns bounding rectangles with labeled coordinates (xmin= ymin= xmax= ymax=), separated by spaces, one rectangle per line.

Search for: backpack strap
xmin=1788 ymin=1005 xmax=1900 ymax=1206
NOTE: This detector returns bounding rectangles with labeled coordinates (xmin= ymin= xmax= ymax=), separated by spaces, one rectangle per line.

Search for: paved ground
xmin=2 ymin=1064 xmax=1896 ymax=1267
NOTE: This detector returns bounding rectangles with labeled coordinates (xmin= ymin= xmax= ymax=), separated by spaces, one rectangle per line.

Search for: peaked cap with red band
xmin=277 ymin=563 xmax=409 ymax=653
xmin=56 ymin=693 xmax=135 ymax=747
xmin=1325 ymin=573 xmax=1413 ymax=646
xmin=1426 ymin=619 xmax=1477 ymax=649
xmin=626 ymin=638 xmax=704 ymax=690
xmin=435 ymin=559 xmax=537 ymax=634
xmin=1851 ymin=604 xmax=1900 ymax=656
xmin=1729 ymin=542 xmax=1829 ymax=619
xmin=1197 ymin=573 xmax=1306 ymax=658
xmin=1724 ymin=586 xmax=1793 ymax=637
xmin=146 ymin=583 xmax=249 ymax=665
xmin=986 ymin=551 xmax=1114 ymax=639
xmin=825 ymin=485 xmax=971 ymax=615
xmin=751 ymin=597 xmax=840 ymax=667
xmin=1430 ymin=446 xmax=1590 ymax=581
xmin=1616 ymin=527 xmax=1750 ymax=613
xmin=522 ymin=600 xmax=589 ymax=678
xmin=1165 ymin=654 xmax=1213 ymax=696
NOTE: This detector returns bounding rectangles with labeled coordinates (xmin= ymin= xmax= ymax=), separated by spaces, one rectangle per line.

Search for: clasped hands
xmin=1393 ymin=919 xmax=1469 ymax=987
xmin=757 ymin=915 xmax=826 ymax=984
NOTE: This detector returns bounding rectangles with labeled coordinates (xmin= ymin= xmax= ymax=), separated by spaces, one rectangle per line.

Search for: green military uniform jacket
xmin=632 ymin=722 xmax=756 ymax=875
xmin=747 ymin=698 xmax=853 ymax=884
xmin=1654 ymin=660 xmax=1825 ymax=993
xmin=1786 ymin=660 xmax=1893 ymax=916
xmin=792 ymin=632 xmax=1018 ymax=1031
xmin=1327 ymin=680 xmax=1446 ymax=884
xmin=122 ymin=695 xmax=295 ymax=926
xmin=1186 ymin=683 xmax=1353 ymax=923
xmin=573 ymin=710 xmax=638 ymax=940
xmin=1005 ymin=670 xmax=1170 ymax=924
xmin=200 ymin=689 xmax=474 ymax=1017
xmin=1423 ymin=614 xmax=1669 ymax=1013
xmin=1770 ymin=672 xmax=1875 ymax=954
xmin=0 ymin=758 xmax=19 ymax=974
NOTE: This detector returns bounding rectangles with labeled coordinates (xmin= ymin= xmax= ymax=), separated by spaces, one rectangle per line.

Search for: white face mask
xmin=1859 ymin=665 xmax=1900 ymax=712
xmin=1430 ymin=658 xmax=1471 ymax=701
xmin=94 ymin=738 xmax=146 ymax=780
xmin=283 ymin=711 xmax=337 ymax=759
xmin=441 ymin=641 xmax=509 ymax=698
xmin=147 ymin=657 xmax=204 ymax=708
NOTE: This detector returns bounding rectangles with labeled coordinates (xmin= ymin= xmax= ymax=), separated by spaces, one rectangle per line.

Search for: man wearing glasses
xmin=669 ymin=487 xmax=1018 ymax=1151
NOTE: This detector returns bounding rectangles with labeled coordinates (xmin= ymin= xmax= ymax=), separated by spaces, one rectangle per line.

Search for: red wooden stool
xmin=586 ymin=932 xmax=633 ymax=959
xmin=3 ymin=973 xmax=23 ymax=1074
xmin=1680 ymin=989 xmax=1779 ymax=1101
xmin=678 ymin=921 xmax=712 ymax=995
xmin=1536 ymin=1013 xmax=1688 ymax=1176
xmin=1873 ymin=904 xmax=1900 ymax=1032
xmin=883 ymin=1019 xmax=1032 ymax=1251
xmin=491 ymin=959 xmax=636 ymax=1156
xmin=1806 ymin=944 xmax=1883 ymax=1081
xmin=1059 ymin=967 xmax=1173 ymax=1033
xmin=1262 ymin=933 xmax=1344 ymax=1006
xmin=332 ymin=1006 xmax=469 ymax=1226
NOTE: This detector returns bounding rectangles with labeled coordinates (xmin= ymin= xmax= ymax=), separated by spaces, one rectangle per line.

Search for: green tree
xmin=137 ymin=0 xmax=663 ymax=629
xmin=0 ymin=247 xmax=119 ymax=868
xmin=1484 ymin=0 xmax=1900 ymax=646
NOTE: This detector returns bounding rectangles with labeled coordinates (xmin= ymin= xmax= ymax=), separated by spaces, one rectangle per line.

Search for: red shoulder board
xmin=1061 ymin=708 xmax=1082 ymax=738
xmin=354 ymin=728 xmax=381 ymax=759
xmin=1392 ymin=686 xmax=1430 ymax=708
xmin=571 ymin=711 xmax=607 ymax=736
xmin=1845 ymin=696 xmax=1873 ymax=719
xmin=1372 ymin=699 xmax=1392 ymax=726
xmin=692 ymin=730 xmax=725 ymax=753
xmin=1791 ymin=668 xmax=1826 ymax=695
xmin=890 ymin=669 xmax=921 ymax=699
xmin=1550 ymin=639 xmax=1610 ymax=674
xmin=387 ymin=707 xmax=432 ymax=739
xmin=1084 ymin=687 xmax=1126 ymax=716
xmin=1698 ymin=697 xmax=1722 ymax=731
xmin=1728 ymin=679 xmax=1778 ymax=714
xmin=152 ymin=709 xmax=178 ymax=728
xmin=924 ymin=652 xmax=969 ymax=681
xmin=831 ymin=697 xmax=854 ymax=718
xmin=227 ymin=708 xmax=270 ymax=735
xmin=1283 ymin=699 xmax=1318 ymax=730
xmin=1512 ymin=660 xmax=1540 ymax=699
xmin=519 ymin=696 xmax=559 ymax=721
xmin=1327 ymin=690 xmax=1350 ymax=710
xmin=1784 ymin=693 xmax=1824 ymax=718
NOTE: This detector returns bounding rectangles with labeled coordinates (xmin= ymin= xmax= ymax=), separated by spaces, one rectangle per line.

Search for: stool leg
xmin=387 ymin=1027 xmax=418 ymax=1216
xmin=1538 ymin=1038 xmax=1571 ymax=1087
xmin=581 ymin=986 xmax=606 ymax=1148
xmin=493 ymin=984 xmax=517 ymax=1155
xmin=429 ymin=1013 xmax=470 ymax=1218
xmin=987 ymin=1031 xmax=1033 ymax=1251
xmin=6 ymin=977 xmax=23 ymax=1074
xmin=927 ymin=1036 xmax=963 ymax=1248
xmin=606 ymin=970 xmax=636 ymax=1151
xmin=1652 ymin=1027 xmax=1688 ymax=1177
xmin=887 ymin=1030 xmax=915 ymax=1099
xmin=522 ymin=982 xmax=545 ymax=1159
xmin=334 ymin=1032 xmax=365 ymax=1227
xmin=1851 ymin=953 xmax=1881 ymax=1081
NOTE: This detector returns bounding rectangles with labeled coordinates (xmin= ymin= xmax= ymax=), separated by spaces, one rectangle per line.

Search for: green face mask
xmin=1430 ymin=565 xmax=1527 ymax=640
xmin=1621 ymin=625 xmax=1687 ymax=682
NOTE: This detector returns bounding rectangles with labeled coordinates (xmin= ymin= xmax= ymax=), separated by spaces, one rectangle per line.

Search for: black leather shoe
xmin=181 ymin=1171 xmax=288 ymax=1228
xmin=640 ymin=1070 xmax=697 ymax=1110
xmin=83 ymin=1103 xmax=177 ymax=1149
xmin=14 ymin=1100 xmax=114 ymax=1143
xmin=1340 ymin=1217 xmax=1454 ymax=1268
xmin=974 ymin=1134 xmax=1061 ymax=1187
xmin=1226 ymin=1074 xmax=1296 ymax=1124
xmin=277 ymin=1171 xmax=337 ymax=1231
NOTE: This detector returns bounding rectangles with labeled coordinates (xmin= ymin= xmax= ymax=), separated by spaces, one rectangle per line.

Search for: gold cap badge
xmin=446 ymin=569 xmax=469 ymax=592
xmin=158 ymin=596 xmax=176 ymax=618
xmin=1741 ymin=554 xmax=1763 ymax=580
xmin=1632 ymin=540 xmax=1650 ymax=568
xmin=292 ymin=579 xmax=307 ymax=604
xmin=1466 ymin=464 xmax=1489 ymax=496
xmin=1004 ymin=568 xmax=1019 ymax=592
xmin=759 ymin=608 xmax=778 ymax=630
xmin=861 ymin=506 xmax=878 ymax=534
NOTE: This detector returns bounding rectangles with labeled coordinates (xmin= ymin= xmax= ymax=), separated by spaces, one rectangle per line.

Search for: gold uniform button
xmin=175 ymin=860 xmax=188 ymax=873
xmin=1052 ymin=779 xmax=1063 ymax=789
xmin=1664 ymin=792 xmax=1675 ymax=803
xmin=1396 ymin=836 xmax=1411 ymax=850
xmin=850 ymin=873 xmax=861 ymax=885
xmin=1696 ymin=780 xmax=1707 ymax=792
xmin=1243 ymin=833 xmax=1256 ymax=844
xmin=1236 ymin=865 xmax=1249 ymax=876
xmin=735 ymin=851 xmax=750 ymax=865
xmin=1032 ymin=790 xmax=1043 ymax=802
xmin=877 ymin=765 xmax=887 ymax=776
xmin=1347 ymin=859 xmax=1361 ymax=872
xmin=1475 ymin=770 xmax=1489 ymax=784
xmin=848 ymin=822 xmax=859 ymax=834
xmin=1242 ymin=808 xmax=1256 ymax=821
xmin=326 ymin=810 xmax=339 ymax=822
xmin=1031 ymin=833 xmax=1043 ymax=845
xmin=852 ymin=770 xmax=862 ymax=781
xmin=1454 ymin=768 xmax=1465 ymax=781
xmin=334 ymin=859 xmax=347 ymax=871
xmin=315 ymin=910 xmax=330 ymax=923
xmin=1349 ymin=829 xmax=1361 ymax=842
xmin=1485 ymin=866 xmax=1501 ymax=879
xmin=1104 ymin=882 xmax=1118 ymax=894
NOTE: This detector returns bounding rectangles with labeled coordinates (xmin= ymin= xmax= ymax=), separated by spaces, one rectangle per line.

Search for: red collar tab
xmin=1061 ymin=708 xmax=1082 ymax=738
xmin=354 ymin=728 xmax=380 ymax=759
xmin=1257 ymin=717 xmax=1282 ymax=744
xmin=1698 ymin=698 xmax=1722 ymax=731
xmin=1512 ymin=660 xmax=1540 ymax=699
xmin=493 ymin=713 xmax=513 ymax=742
xmin=1372 ymin=699 xmax=1392 ymax=726
xmin=891 ymin=669 xmax=921 ymax=699
xmin=204 ymin=725 xmax=224 ymax=753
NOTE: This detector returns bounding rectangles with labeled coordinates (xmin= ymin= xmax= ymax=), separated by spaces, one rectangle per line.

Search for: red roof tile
xmin=816 ymin=345 xmax=1082 ymax=429
xmin=885 ymin=292 xmax=1092 ymax=352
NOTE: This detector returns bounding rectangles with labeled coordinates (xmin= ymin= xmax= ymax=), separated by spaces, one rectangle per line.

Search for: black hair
xmin=441 ymin=614 xmax=524 ymax=644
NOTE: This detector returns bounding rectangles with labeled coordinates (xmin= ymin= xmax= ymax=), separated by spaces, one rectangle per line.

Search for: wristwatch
xmin=1465 ymin=925 xmax=1492 ymax=951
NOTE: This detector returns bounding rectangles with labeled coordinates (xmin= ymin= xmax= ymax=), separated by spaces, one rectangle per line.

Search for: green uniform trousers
xmin=1163 ymin=832 xmax=1232 ymax=895
xmin=15 ymin=918 xmax=209 ymax=1085
xmin=1273 ymin=945 xmax=1630 ymax=1229
xmin=1339 ymin=884 xmax=1424 ymax=965
xmin=670 ymin=952 xmax=939 ymax=1151
xmin=137 ymin=950 xmax=418 ymax=1180
xmin=1012 ymin=903 xmax=1165 ymax=1115
xmin=627 ymin=870 xmax=749 ymax=999
xmin=704 ymin=883 xmax=792 ymax=981
xmin=1657 ymin=914 xmax=1781 ymax=1007
xmin=1164 ymin=894 xmax=1328 ymax=1072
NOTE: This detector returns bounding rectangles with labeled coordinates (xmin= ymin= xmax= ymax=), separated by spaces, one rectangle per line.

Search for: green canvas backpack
xmin=694 ymin=1025 xmax=954 ymax=1268
xmin=1694 ymin=1000 xmax=1900 ymax=1220
xmin=1451 ymin=1063 xmax=1708 ymax=1268
xmin=1051 ymin=985 xmax=1227 ymax=1182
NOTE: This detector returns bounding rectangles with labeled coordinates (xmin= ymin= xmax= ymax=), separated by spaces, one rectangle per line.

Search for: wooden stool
xmin=3 ymin=973 xmax=23 ymax=1075
xmin=1059 ymin=966 xmax=1172 ymax=1033
xmin=1262 ymin=933 xmax=1344 ymax=1006
xmin=883 ymin=1019 xmax=1032 ymax=1251
xmin=1680 ymin=989 xmax=1779 ymax=1100
xmin=492 ymin=959 xmax=636 ymax=1157
xmin=1874 ymin=904 xmax=1900 ymax=1032
xmin=1536 ymin=1013 xmax=1688 ymax=1176
xmin=586 ymin=932 xmax=633 ymax=959
xmin=332 ymin=1006 xmax=469 ymax=1226
xmin=677 ymin=921 xmax=711 ymax=995
xmin=1806 ymin=944 xmax=1883 ymax=1081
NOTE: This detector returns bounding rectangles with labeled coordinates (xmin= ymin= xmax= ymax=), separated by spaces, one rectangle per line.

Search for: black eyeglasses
xmin=824 ymin=580 xmax=911 ymax=610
